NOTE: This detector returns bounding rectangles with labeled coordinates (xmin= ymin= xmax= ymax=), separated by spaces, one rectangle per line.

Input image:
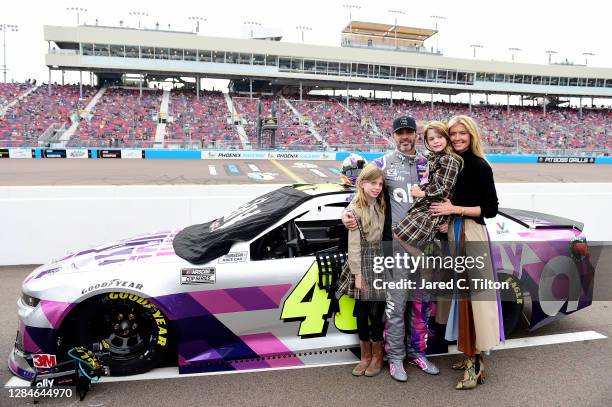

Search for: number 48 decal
xmin=281 ymin=262 xmax=357 ymax=337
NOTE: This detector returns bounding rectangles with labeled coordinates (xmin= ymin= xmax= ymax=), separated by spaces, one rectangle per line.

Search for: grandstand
xmin=0 ymin=24 xmax=610 ymax=154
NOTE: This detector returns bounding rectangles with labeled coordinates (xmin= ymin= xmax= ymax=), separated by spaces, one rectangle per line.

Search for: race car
xmin=9 ymin=183 xmax=594 ymax=380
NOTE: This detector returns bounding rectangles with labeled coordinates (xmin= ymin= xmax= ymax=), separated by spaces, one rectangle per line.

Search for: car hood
xmin=25 ymin=230 xmax=181 ymax=282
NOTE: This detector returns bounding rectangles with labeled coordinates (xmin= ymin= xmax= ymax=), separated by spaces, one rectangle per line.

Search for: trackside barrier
xmin=0 ymin=148 xmax=610 ymax=164
xmin=0 ymin=183 xmax=610 ymax=265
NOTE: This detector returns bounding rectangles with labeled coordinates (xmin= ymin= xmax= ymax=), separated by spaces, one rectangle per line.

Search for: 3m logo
xmin=33 ymin=354 xmax=56 ymax=368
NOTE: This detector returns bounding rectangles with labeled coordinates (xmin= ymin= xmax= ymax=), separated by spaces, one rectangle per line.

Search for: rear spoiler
xmin=498 ymin=208 xmax=584 ymax=231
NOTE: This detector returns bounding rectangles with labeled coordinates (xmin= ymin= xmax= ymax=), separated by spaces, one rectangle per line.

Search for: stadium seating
xmin=232 ymin=96 xmax=320 ymax=147
xmin=166 ymin=89 xmax=241 ymax=148
xmin=1 ymin=82 xmax=610 ymax=154
xmin=68 ymin=88 xmax=161 ymax=148
xmin=1 ymin=84 xmax=95 ymax=147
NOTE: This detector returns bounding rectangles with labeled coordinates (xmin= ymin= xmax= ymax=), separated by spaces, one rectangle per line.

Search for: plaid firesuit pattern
xmin=395 ymin=153 xmax=462 ymax=243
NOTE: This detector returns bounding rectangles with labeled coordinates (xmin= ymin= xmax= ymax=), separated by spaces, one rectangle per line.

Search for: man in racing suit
xmin=342 ymin=116 xmax=439 ymax=382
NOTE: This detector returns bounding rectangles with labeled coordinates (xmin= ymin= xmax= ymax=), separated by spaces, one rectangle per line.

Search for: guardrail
xmin=0 ymin=147 xmax=610 ymax=163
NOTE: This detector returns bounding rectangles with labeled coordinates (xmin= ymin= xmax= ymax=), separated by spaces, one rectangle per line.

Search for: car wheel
xmin=498 ymin=273 xmax=524 ymax=337
xmin=69 ymin=292 xmax=169 ymax=376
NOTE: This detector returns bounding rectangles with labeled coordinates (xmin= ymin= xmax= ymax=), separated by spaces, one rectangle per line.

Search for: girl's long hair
xmin=353 ymin=163 xmax=385 ymax=226
xmin=447 ymin=115 xmax=486 ymax=159
xmin=423 ymin=121 xmax=463 ymax=169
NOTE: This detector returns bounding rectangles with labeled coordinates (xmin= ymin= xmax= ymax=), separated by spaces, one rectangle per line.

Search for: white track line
xmin=310 ymin=169 xmax=328 ymax=178
xmin=248 ymin=164 xmax=260 ymax=172
xmin=4 ymin=330 xmax=606 ymax=387
xmin=208 ymin=165 xmax=217 ymax=176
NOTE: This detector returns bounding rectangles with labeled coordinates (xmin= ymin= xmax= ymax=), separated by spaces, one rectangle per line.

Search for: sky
xmin=2 ymin=0 xmax=611 ymax=104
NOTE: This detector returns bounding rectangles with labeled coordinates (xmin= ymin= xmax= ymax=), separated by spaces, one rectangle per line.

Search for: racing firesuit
xmin=373 ymin=150 xmax=434 ymax=362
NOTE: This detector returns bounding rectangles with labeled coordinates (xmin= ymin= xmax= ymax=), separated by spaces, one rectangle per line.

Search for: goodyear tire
xmin=70 ymin=292 xmax=169 ymax=376
xmin=498 ymin=273 xmax=524 ymax=337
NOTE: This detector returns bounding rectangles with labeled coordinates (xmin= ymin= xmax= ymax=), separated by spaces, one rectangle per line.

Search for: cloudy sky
xmin=2 ymin=0 xmax=611 ymax=97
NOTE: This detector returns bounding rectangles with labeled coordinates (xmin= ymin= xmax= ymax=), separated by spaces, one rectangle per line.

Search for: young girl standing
xmin=394 ymin=121 xmax=463 ymax=244
xmin=343 ymin=163 xmax=386 ymax=377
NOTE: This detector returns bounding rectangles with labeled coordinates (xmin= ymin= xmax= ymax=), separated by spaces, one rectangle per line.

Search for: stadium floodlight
xmin=0 ymin=24 xmax=18 ymax=83
xmin=342 ymin=4 xmax=361 ymax=34
xmin=582 ymin=52 xmax=595 ymax=66
xmin=430 ymin=15 xmax=446 ymax=53
xmin=508 ymin=47 xmax=522 ymax=62
xmin=387 ymin=9 xmax=405 ymax=49
xmin=66 ymin=7 xmax=87 ymax=26
xmin=244 ymin=21 xmax=262 ymax=38
xmin=470 ymin=44 xmax=483 ymax=59
xmin=188 ymin=16 xmax=207 ymax=33
xmin=129 ymin=11 xmax=150 ymax=29
xmin=295 ymin=26 xmax=312 ymax=43
xmin=545 ymin=50 xmax=557 ymax=64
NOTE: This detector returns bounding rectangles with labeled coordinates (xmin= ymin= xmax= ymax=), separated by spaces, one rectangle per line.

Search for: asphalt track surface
xmin=1 ymin=265 xmax=611 ymax=407
xmin=1 ymin=159 xmax=611 ymax=406
xmin=1 ymin=159 xmax=612 ymax=185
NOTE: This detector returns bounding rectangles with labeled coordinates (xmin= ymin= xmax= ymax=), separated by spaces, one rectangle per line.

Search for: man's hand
xmin=342 ymin=210 xmax=358 ymax=231
xmin=410 ymin=185 xmax=425 ymax=198
xmin=438 ymin=222 xmax=449 ymax=233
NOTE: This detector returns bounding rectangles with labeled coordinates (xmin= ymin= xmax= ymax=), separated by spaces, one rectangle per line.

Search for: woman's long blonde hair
xmin=353 ymin=163 xmax=385 ymax=226
xmin=423 ymin=121 xmax=463 ymax=169
xmin=447 ymin=115 xmax=486 ymax=159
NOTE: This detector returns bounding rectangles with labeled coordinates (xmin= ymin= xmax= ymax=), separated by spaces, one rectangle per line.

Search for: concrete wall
xmin=1 ymin=183 xmax=610 ymax=266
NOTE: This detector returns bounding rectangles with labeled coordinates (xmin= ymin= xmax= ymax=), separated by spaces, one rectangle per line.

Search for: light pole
xmin=582 ymin=52 xmax=595 ymax=66
xmin=243 ymin=21 xmax=261 ymax=38
xmin=129 ymin=11 xmax=149 ymax=29
xmin=387 ymin=9 xmax=405 ymax=49
xmin=343 ymin=4 xmax=361 ymax=36
xmin=545 ymin=50 xmax=557 ymax=64
xmin=0 ymin=24 xmax=18 ymax=83
xmin=430 ymin=15 xmax=445 ymax=53
xmin=295 ymin=25 xmax=312 ymax=43
xmin=188 ymin=16 xmax=206 ymax=33
xmin=508 ymin=47 xmax=521 ymax=62
xmin=470 ymin=44 xmax=483 ymax=59
xmin=66 ymin=7 xmax=87 ymax=25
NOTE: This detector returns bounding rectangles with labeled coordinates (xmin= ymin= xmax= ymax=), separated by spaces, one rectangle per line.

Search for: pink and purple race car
xmin=9 ymin=183 xmax=594 ymax=380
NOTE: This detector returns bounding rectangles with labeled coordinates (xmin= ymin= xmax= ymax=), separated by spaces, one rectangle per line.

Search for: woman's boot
xmin=455 ymin=356 xmax=485 ymax=390
xmin=365 ymin=341 xmax=383 ymax=377
xmin=352 ymin=341 xmax=372 ymax=376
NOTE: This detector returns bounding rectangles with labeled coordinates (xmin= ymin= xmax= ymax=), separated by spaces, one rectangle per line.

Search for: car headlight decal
xmin=21 ymin=293 xmax=40 ymax=308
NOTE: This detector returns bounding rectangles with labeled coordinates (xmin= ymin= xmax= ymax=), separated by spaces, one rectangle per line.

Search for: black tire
xmin=69 ymin=292 xmax=169 ymax=376
xmin=499 ymin=273 xmax=524 ymax=337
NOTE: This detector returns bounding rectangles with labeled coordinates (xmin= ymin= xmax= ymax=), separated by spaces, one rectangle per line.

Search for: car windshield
xmin=173 ymin=186 xmax=314 ymax=265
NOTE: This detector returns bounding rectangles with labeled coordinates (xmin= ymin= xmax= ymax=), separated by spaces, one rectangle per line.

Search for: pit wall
xmin=0 ymin=183 xmax=610 ymax=266
xmin=1 ymin=147 xmax=610 ymax=164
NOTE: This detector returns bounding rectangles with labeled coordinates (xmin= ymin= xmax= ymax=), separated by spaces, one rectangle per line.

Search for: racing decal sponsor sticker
xmin=66 ymin=149 xmax=89 ymax=159
xmin=8 ymin=148 xmax=34 ymax=158
xmin=42 ymin=149 xmax=67 ymax=158
xmin=218 ymin=251 xmax=248 ymax=264
xmin=32 ymin=354 xmax=57 ymax=368
xmin=247 ymin=172 xmax=278 ymax=181
xmin=81 ymin=279 xmax=144 ymax=294
xmin=0 ymin=148 xmax=9 ymax=158
xmin=121 ymin=149 xmax=145 ymax=159
xmin=293 ymin=162 xmax=318 ymax=169
xmin=180 ymin=267 xmax=216 ymax=284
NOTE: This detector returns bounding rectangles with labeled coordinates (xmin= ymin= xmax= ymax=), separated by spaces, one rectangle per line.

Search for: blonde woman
xmin=429 ymin=115 xmax=504 ymax=390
